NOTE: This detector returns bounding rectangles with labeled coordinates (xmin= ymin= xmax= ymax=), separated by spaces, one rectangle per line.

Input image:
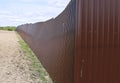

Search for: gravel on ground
xmin=0 ymin=30 xmax=40 ymax=83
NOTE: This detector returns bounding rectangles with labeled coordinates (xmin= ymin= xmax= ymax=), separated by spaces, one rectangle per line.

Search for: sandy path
xmin=0 ymin=30 xmax=34 ymax=83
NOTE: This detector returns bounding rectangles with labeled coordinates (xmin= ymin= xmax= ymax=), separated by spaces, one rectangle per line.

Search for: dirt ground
xmin=0 ymin=30 xmax=36 ymax=83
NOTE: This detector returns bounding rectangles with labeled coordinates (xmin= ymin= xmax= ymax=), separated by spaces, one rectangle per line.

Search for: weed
xmin=16 ymin=32 xmax=53 ymax=83
xmin=0 ymin=26 xmax=16 ymax=31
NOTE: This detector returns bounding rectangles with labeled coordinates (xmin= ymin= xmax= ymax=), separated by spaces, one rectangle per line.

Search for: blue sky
xmin=0 ymin=0 xmax=70 ymax=26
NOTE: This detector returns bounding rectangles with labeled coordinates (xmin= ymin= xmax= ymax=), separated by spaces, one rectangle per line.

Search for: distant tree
xmin=0 ymin=26 xmax=16 ymax=31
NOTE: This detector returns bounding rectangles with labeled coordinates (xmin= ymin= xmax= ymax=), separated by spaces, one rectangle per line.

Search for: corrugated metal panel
xmin=17 ymin=0 xmax=76 ymax=83
xmin=75 ymin=0 xmax=120 ymax=83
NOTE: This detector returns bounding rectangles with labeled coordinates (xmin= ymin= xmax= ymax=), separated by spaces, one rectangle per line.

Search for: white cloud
xmin=47 ymin=0 xmax=70 ymax=7
xmin=0 ymin=0 xmax=70 ymax=26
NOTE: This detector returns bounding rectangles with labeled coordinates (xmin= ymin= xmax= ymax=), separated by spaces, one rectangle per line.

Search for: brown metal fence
xmin=75 ymin=0 xmax=120 ymax=83
xmin=17 ymin=0 xmax=120 ymax=83
xmin=17 ymin=0 xmax=76 ymax=83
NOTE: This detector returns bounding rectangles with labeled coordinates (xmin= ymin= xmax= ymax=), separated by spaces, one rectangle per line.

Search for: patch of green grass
xmin=16 ymin=32 xmax=53 ymax=83
xmin=0 ymin=26 xmax=16 ymax=31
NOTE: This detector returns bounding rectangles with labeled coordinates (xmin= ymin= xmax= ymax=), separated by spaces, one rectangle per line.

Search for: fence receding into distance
xmin=17 ymin=0 xmax=120 ymax=83
xmin=17 ymin=0 xmax=76 ymax=83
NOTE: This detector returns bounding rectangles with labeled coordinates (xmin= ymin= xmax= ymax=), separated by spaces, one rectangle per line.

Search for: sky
xmin=0 ymin=0 xmax=70 ymax=26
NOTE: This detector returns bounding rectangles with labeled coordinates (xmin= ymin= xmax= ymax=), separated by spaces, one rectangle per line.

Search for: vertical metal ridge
xmin=119 ymin=0 xmax=120 ymax=79
xmin=102 ymin=0 xmax=105 ymax=82
xmin=107 ymin=2 xmax=110 ymax=82
xmin=103 ymin=0 xmax=108 ymax=82
xmin=112 ymin=1 xmax=116 ymax=81
xmin=90 ymin=0 xmax=94 ymax=83
xmin=118 ymin=0 xmax=120 ymax=48
xmin=115 ymin=0 xmax=119 ymax=48
xmin=113 ymin=0 xmax=115 ymax=48
xmin=85 ymin=0 xmax=88 ymax=82
xmin=92 ymin=0 xmax=97 ymax=83
xmin=107 ymin=1 xmax=111 ymax=82
xmin=113 ymin=1 xmax=116 ymax=49
xmin=111 ymin=0 xmax=114 ymax=82
xmin=74 ymin=0 xmax=82 ymax=82
xmin=96 ymin=0 xmax=100 ymax=82
xmin=107 ymin=0 xmax=110 ymax=49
